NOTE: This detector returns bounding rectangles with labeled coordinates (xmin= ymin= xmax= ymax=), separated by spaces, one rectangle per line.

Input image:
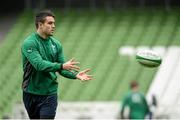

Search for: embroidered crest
xmin=27 ymin=47 xmax=33 ymax=53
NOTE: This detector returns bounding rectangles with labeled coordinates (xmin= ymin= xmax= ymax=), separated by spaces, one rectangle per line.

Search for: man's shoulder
xmin=22 ymin=33 xmax=37 ymax=46
xmin=123 ymin=92 xmax=132 ymax=100
xmin=137 ymin=92 xmax=145 ymax=97
xmin=50 ymin=37 xmax=62 ymax=46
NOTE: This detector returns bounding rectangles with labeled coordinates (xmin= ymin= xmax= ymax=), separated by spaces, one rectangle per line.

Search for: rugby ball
xmin=136 ymin=50 xmax=162 ymax=67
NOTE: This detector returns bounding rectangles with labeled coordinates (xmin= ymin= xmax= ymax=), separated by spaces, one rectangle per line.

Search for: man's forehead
xmin=44 ymin=16 xmax=55 ymax=22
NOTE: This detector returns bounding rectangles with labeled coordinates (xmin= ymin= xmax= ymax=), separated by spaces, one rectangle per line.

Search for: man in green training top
xmin=120 ymin=81 xmax=150 ymax=119
xmin=21 ymin=10 xmax=92 ymax=119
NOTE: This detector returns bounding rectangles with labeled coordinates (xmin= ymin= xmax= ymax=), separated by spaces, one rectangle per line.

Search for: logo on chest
xmin=51 ymin=45 xmax=57 ymax=53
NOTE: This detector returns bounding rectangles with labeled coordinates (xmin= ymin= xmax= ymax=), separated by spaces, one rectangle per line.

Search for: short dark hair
xmin=130 ymin=81 xmax=138 ymax=89
xmin=35 ymin=10 xmax=55 ymax=29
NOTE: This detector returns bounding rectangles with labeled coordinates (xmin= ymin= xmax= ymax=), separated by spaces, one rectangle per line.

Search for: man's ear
xmin=38 ymin=22 xmax=43 ymax=28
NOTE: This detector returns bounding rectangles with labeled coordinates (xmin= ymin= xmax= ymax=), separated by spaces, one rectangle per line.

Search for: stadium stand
xmin=0 ymin=8 xmax=180 ymax=118
xmin=0 ymin=14 xmax=17 ymax=41
xmin=147 ymin=47 xmax=180 ymax=118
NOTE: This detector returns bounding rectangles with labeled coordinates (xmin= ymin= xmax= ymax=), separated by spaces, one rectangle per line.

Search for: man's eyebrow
xmin=48 ymin=21 xmax=55 ymax=23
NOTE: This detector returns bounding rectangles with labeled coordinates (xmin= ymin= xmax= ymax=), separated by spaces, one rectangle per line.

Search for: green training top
xmin=21 ymin=32 xmax=77 ymax=95
xmin=121 ymin=91 xmax=150 ymax=119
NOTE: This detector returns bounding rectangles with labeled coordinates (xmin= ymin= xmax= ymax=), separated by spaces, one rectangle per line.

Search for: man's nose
xmin=52 ymin=24 xmax=55 ymax=28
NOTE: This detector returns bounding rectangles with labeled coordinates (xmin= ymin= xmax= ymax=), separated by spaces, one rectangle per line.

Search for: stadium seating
xmin=0 ymin=8 xmax=180 ymax=118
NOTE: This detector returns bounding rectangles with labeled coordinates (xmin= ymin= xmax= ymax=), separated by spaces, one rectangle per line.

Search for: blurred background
xmin=0 ymin=0 xmax=180 ymax=119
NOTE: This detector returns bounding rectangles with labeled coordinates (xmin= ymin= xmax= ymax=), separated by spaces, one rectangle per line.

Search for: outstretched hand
xmin=63 ymin=58 xmax=80 ymax=71
xmin=76 ymin=69 xmax=93 ymax=82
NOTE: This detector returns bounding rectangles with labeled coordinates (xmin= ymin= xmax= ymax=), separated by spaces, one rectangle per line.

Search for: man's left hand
xmin=76 ymin=69 xmax=93 ymax=82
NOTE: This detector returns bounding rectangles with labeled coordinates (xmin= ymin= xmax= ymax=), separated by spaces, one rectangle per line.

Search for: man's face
xmin=39 ymin=16 xmax=55 ymax=36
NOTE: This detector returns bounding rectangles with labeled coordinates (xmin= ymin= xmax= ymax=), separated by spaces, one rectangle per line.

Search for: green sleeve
xmin=121 ymin=95 xmax=129 ymax=118
xmin=22 ymin=40 xmax=61 ymax=72
xmin=143 ymin=96 xmax=150 ymax=114
xmin=56 ymin=41 xmax=78 ymax=79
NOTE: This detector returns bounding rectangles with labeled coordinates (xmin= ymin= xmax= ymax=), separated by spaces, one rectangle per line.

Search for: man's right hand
xmin=62 ymin=58 xmax=80 ymax=71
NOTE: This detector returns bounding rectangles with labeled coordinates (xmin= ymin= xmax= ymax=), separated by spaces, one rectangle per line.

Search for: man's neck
xmin=132 ymin=87 xmax=139 ymax=92
xmin=37 ymin=30 xmax=48 ymax=39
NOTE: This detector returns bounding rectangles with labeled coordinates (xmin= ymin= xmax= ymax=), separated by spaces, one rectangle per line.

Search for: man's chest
xmin=38 ymin=41 xmax=58 ymax=62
